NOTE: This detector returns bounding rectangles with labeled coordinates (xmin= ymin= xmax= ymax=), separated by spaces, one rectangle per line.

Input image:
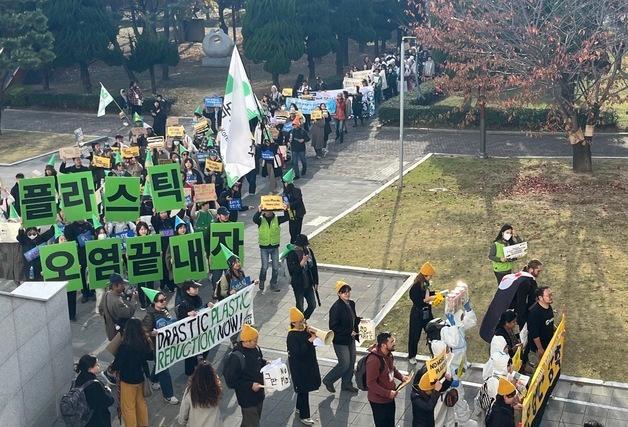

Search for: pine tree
xmin=298 ymin=0 xmax=335 ymax=81
xmin=0 ymin=0 xmax=55 ymax=134
xmin=127 ymin=32 xmax=180 ymax=94
xmin=242 ymin=0 xmax=304 ymax=86
xmin=44 ymin=0 xmax=121 ymax=93
xmin=329 ymin=0 xmax=376 ymax=76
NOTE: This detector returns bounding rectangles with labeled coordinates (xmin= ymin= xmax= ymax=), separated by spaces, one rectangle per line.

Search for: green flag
xmin=133 ymin=112 xmax=142 ymax=122
xmin=282 ymin=168 xmax=295 ymax=184
xmin=47 ymin=153 xmax=57 ymax=166
xmin=145 ymin=149 xmax=153 ymax=167
xmin=179 ymin=144 xmax=188 ymax=155
xmin=54 ymin=224 xmax=64 ymax=239
xmin=98 ymin=83 xmax=114 ymax=117
xmin=279 ymin=243 xmax=295 ymax=261
xmin=114 ymin=151 xmax=123 ymax=165
xmin=9 ymin=204 xmax=20 ymax=221
xmin=91 ymin=214 xmax=102 ymax=228
xmin=226 ymin=170 xmax=239 ymax=188
xmin=142 ymin=179 xmax=152 ymax=197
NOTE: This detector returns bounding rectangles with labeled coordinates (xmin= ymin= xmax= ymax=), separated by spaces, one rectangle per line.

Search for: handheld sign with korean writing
xmin=193 ymin=184 xmax=217 ymax=202
xmin=59 ymin=146 xmax=81 ymax=161
xmin=148 ymin=163 xmax=186 ymax=212
xmin=170 ymin=232 xmax=208 ymax=282
xmin=126 ymin=234 xmax=163 ymax=283
xmin=121 ymin=146 xmax=140 ymax=158
xmin=205 ymin=160 xmax=224 ymax=173
xmin=281 ymin=88 xmax=293 ymax=97
xmin=58 ymin=171 xmax=98 ymax=221
xmin=86 ymin=238 xmax=123 ymax=289
xmin=504 ymin=242 xmax=528 ymax=259
xmin=167 ymin=126 xmax=185 ymax=137
xmin=209 ymin=222 xmax=245 ymax=270
xmin=311 ymin=110 xmax=323 ymax=120
xmin=147 ymin=136 xmax=165 ymax=150
xmin=104 ymin=177 xmax=141 ymax=222
xmin=260 ymin=195 xmax=284 ymax=211
xmin=40 ymin=242 xmax=83 ymax=292
xmin=92 ymin=156 xmax=111 ymax=169
xmin=228 ymin=198 xmax=242 ymax=211
xmin=18 ymin=176 xmax=57 ymax=228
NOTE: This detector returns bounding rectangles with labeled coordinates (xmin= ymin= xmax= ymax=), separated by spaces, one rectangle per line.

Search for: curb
xmin=375 ymin=123 xmax=628 ymax=137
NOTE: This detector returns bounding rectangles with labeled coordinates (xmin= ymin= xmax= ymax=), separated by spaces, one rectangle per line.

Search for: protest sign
xmin=158 ymin=158 xmax=174 ymax=165
xmin=228 ymin=198 xmax=242 ymax=211
xmin=126 ymin=234 xmax=163 ymax=283
xmin=284 ymin=97 xmax=336 ymax=114
xmin=86 ymin=238 xmax=123 ymax=289
xmin=205 ymin=159 xmax=224 ymax=173
xmin=148 ymin=163 xmax=185 ymax=212
xmin=261 ymin=149 xmax=274 ymax=160
xmin=104 ymin=177 xmax=141 ymax=222
xmin=521 ymin=315 xmax=565 ymax=427
xmin=147 ymin=136 xmax=165 ymax=150
xmin=18 ymin=176 xmax=57 ymax=228
xmin=121 ymin=146 xmax=140 ymax=158
xmin=204 ymin=96 xmax=223 ymax=108
xmin=351 ymin=70 xmax=372 ymax=80
xmin=343 ymin=77 xmax=363 ymax=88
xmin=193 ymin=184 xmax=217 ymax=202
xmin=155 ymin=284 xmax=256 ymax=373
xmin=167 ymin=126 xmax=185 ymax=137
xmin=311 ymin=110 xmax=323 ymax=120
xmin=40 ymin=242 xmax=83 ymax=291
xmin=358 ymin=318 xmax=375 ymax=344
xmin=260 ymin=195 xmax=284 ymax=211
xmin=170 ymin=232 xmax=208 ymax=282
xmin=504 ymin=242 xmax=528 ymax=259
xmin=58 ymin=171 xmax=97 ymax=221
xmin=209 ymin=222 xmax=245 ymax=269
xmin=59 ymin=146 xmax=81 ymax=161
xmin=427 ymin=349 xmax=448 ymax=382
xmin=131 ymin=127 xmax=148 ymax=137
xmin=24 ymin=244 xmax=44 ymax=262
xmin=261 ymin=359 xmax=291 ymax=391
xmin=0 ymin=222 xmax=20 ymax=243
xmin=92 ymin=156 xmax=111 ymax=169
xmin=282 ymin=88 xmax=293 ymax=97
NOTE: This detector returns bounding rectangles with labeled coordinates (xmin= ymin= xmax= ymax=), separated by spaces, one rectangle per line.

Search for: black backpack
xmin=221 ymin=347 xmax=247 ymax=389
xmin=355 ymin=352 xmax=385 ymax=391
xmin=59 ymin=379 xmax=98 ymax=426
xmin=425 ymin=317 xmax=447 ymax=347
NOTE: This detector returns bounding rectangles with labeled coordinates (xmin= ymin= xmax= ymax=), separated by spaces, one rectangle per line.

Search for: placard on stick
xmin=260 ymin=195 xmax=284 ymax=211
xmin=92 ymin=156 xmax=111 ymax=169
xmin=59 ymin=146 xmax=81 ymax=161
xmin=193 ymin=184 xmax=217 ymax=202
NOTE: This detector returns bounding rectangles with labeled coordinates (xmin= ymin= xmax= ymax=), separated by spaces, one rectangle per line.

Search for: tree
xmin=44 ymin=0 xmax=121 ymax=93
xmin=0 ymin=0 xmax=55 ymax=134
xmin=298 ymin=0 xmax=335 ymax=81
xmin=329 ymin=0 xmax=376 ymax=76
xmin=242 ymin=0 xmax=304 ymax=86
xmin=128 ymin=31 xmax=180 ymax=94
xmin=370 ymin=0 xmax=405 ymax=55
xmin=415 ymin=0 xmax=627 ymax=173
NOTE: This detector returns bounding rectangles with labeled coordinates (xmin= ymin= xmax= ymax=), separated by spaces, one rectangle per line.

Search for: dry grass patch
xmin=0 ymin=130 xmax=96 ymax=164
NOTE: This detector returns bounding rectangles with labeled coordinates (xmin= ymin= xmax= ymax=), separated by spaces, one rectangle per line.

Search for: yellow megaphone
xmin=308 ymin=326 xmax=335 ymax=345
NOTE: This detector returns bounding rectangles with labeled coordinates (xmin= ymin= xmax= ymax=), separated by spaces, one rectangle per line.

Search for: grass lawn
xmin=311 ymin=156 xmax=628 ymax=380
xmin=0 ymin=130 xmax=95 ymax=164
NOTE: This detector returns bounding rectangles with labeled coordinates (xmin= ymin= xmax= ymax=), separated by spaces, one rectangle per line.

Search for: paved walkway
xmin=1 ymin=108 xmax=627 ymax=426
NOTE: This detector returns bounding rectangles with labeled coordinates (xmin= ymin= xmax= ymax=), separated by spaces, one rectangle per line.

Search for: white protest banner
xmin=155 ymin=285 xmax=257 ymax=373
xmin=358 ymin=318 xmax=375 ymax=344
xmin=504 ymin=242 xmax=528 ymax=259
xmin=261 ymin=358 xmax=291 ymax=392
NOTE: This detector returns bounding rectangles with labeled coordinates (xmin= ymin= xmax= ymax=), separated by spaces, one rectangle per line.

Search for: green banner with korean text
xmin=209 ymin=222 xmax=245 ymax=270
xmin=169 ymin=232 xmax=208 ymax=283
xmin=57 ymin=171 xmax=98 ymax=221
xmin=104 ymin=177 xmax=141 ymax=222
xmin=18 ymin=176 xmax=58 ymax=228
xmin=40 ymin=242 xmax=83 ymax=292
xmin=148 ymin=163 xmax=185 ymax=212
xmin=86 ymin=238 xmax=123 ymax=289
xmin=126 ymin=234 xmax=163 ymax=283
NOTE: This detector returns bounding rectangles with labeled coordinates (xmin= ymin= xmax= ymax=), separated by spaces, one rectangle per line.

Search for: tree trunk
xmin=42 ymin=67 xmax=51 ymax=91
xmin=343 ymin=37 xmax=349 ymax=68
xmin=218 ymin=4 xmax=228 ymax=33
xmin=572 ymin=142 xmax=592 ymax=173
xmin=381 ymin=39 xmax=387 ymax=51
xmin=162 ymin=5 xmax=171 ymax=81
xmin=307 ymin=53 xmax=316 ymax=81
xmin=336 ymin=47 xmax=343 ymax=77
xmin=231 ymin=6 xmax=237 ymax=43
xmin=149 ymin=66 xmax=157 ymax=94
xmin=79 ymin=63 xmax=93 ymax=93
xmin=272 ymin=73 xmax=279 ymax=87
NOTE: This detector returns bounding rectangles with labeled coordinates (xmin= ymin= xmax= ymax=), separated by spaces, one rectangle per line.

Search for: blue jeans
xmin=291 ymin=150 xmax=307 ymax=177
xmin=323 ymin=340 xmax=356 ymax=388
xmin=294 ymin=286 xmax=317 ymax=319
xmin=259 ymin=247 xmax=279 ymax=290
xmin=151 ymin=366 xmax=174 ymax=399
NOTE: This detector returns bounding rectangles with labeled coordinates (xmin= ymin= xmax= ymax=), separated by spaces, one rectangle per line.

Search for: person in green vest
xmin=252 ymin=203 xmax=289 ymax=293
xmin=488 ymin=224 xmax=523 ymax=284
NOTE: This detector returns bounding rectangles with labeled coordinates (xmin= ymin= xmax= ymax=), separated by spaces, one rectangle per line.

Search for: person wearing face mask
xmin=488 ymin=224 xmax=523 ymax=284
xmin=17 ymin=226 xmax=55 ymax=280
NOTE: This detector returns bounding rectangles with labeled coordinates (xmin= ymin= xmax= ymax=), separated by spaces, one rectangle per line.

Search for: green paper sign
xmin=86 ymin=238 xmax=123 ymax=289
xmin=170 ymin=232 xmax=208 ymax=283
xmin=18 ymin=176 xmax=58 ymax=228
xmin=40 ymin=242 xmax=83 ymax=292
xmin=148 ymin=163 xmax=185 ymax=212
xmin=104 ymin=177 xmax=141 ymax=222
xmin=58 ymin=171 xmax=98 ymax=221
xmin=209 ymin=222 xmax=245 ymax=270
xmin=126 ymin=234 xmax=163 ymax=283
xmin=195 ymin=210 xmax=214 ymax=252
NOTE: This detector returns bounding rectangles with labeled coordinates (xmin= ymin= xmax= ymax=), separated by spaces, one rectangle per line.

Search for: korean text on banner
xmin=92 ymin=156 xmax=111 ymax=169
xmin=155 ymin=285 xmax=257 ymax=373
xmin=427 ymin=349 xmax=448 ymax=382
xmin=126 ymin=234 xmax=163 ymax=283
xmin=86 ymin=238 xmax=123 ymax=289
xmin=18 ymin=176 xmax=57 ymax=228
xmin=40 ymin=242 xmax=83 ymax=292
xmin=521 ymin=315 xmax=565 ymax=427
xmin=148 ymin=163 xmax=185 ymax=212
xmin=169 ymin=232 xmax=208 ymax=282
xmin=104 ymin=177 xmax=141 ymax=222
xmin=504 ymin=242 xmax=528 ymax=259
xmin=209 ymin=222 xmax=245 ymax=270
xmin=58 ymin=171 xmax=98 ymax=221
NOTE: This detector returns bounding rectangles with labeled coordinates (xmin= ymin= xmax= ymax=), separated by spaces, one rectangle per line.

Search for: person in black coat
xmin=286 ymin=234 xmax=319 ymax=319
xmin=408 ymin=262 xmax=438 ymax=364
xmin=151 ymin=210 xmax=177 ymax=292
xmin=410 ymin=369 xmax=451 ymax=427
xmin=282 ymin=181 xmax=306 ymax=244
xmin=322 ymin=280 xmax=361 ymax=393
xmin=287 ymin=307 xmax=321 ymax=425
xmin=485 ymin=377 xmax=518 ymax=427
xmin=512 ymin=260 xmax=543 ymax=328
xmin=64 ymin=219 xmax=94 ymax=302
xmin=60 ymin=157 xmax=91 ymax=174
xmin=17 ymin=226 xmax=54 ymax=280
xmin=74 ymin=354 xmax=114 ymax=427
xmin=10 ymin=173 xmax=23 ymax=215
xmin=176 ymin=280 xmax=210 ymax=376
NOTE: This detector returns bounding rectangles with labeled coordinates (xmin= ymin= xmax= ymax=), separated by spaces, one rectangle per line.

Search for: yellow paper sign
xmin=282 ymin=88 xmax=293 ymax=97
xmin=92 ymin=156 xmax=111 ymax=169
xmin=205 ymin=160 xmax=224 ymax=173
xmin=521 ymin=315 xmax=565 ymax=427
xmin=311 ymin=110 xmax=323 ymax=120
xmin=193 ymin=184 xmax=217 ymax=202
xmin=427 ymin=350 xmax=448 ymax=382
xmin=260 ymin=195 xmax=285 ymax=211
xmin=130 ymin=127 xmax=147 ymax=137
xmin=512 ymin=347 xmax=523 ymax=372
xmin=147 ymin=136 xmax=165 ymax=150
xmin=167 ymin=126 xmax=185 ymax=137
xmin=121 ymin=146 xmax=140 ymax=158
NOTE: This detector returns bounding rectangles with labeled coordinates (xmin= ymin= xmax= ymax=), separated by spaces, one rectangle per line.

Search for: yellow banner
xmin=521 ymin=314 xmax=565 ymax=427
xmin=205 ymin=160 xmax=223 ymax=173
xmin=167 ymin=126 xmax=185 ymax=137
xmin=121 ymin=146 xmax=140 ymax=158
xmin=282 ymin=88 xmax=293 ymax=97
xmin=311 ymin=110 xmax=323 ymax=120
xmin=260 ymin=195 xmax=284 ymax=211
xmin=92 ymin=155 xmax=111 ymax=169
xmin=427 ymin=350 xmax=448 ymax=382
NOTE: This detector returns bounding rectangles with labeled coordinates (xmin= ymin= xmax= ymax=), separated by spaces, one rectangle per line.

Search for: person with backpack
xmin=98 ymin=273 xmax=138 ymax=341
xmin=110 ymin=318 xmax=152 ymax=427
xmin=286 ymin=234 xmax=319 ymax=320
xmin=322 ymin=281 xmax=361 ymax=394
xmin=408 ymin=262 xmax=438 ymax=365
xmin=177 ymin=361 xmax=224 ymax=427
xmin=287 ymin=307 xmax=321 ymax=426
xmin=176 ymin=280 xmax=211 ymax=376
xmin=366 ymin=332 xmax=410 ymax=427
xmin=485 ymin=377 xmax=519 ymax=427
xmin=223 ymin=324 xmax=267 ymax=427
xmin=66 ymin=354 xmax=114 ymax=427
xmin=410 ymin=371 xmax=450 ymax=427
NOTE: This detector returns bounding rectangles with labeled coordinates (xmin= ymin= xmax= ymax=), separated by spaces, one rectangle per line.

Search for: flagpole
xmin=100 ymin=81 xmax=130 ymax=122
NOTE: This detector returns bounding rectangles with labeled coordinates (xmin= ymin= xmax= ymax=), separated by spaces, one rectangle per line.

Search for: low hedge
xmin=5 ymin=87 xmax=176 ymax=114
xmin=379 ymin=96 xmax=619 ymax=130
xmin=411 ymin=81 xmax=444 ymax=106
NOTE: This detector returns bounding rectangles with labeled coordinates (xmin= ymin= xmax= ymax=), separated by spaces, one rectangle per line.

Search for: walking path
xmin=1 ymin=108 xmax=626 ymax=426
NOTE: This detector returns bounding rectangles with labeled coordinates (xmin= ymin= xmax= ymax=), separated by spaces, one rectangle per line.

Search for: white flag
xmin=220 ymin=48 xmax=257 ymax=186
xmin=98 ymin=83 xmax=114 ymax=117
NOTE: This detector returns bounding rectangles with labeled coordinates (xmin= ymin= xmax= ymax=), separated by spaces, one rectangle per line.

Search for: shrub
xmin=410 ymin=81 xmax=444 ymax=106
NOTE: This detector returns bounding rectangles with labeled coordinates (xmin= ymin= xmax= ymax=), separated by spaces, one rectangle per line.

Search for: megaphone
xmin=308 ymin=326 xmax=335 ymax=345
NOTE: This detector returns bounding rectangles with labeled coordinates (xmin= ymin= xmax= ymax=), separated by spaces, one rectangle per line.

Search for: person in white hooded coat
xmin=474 ymin=351 xmax=511 ymax=422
